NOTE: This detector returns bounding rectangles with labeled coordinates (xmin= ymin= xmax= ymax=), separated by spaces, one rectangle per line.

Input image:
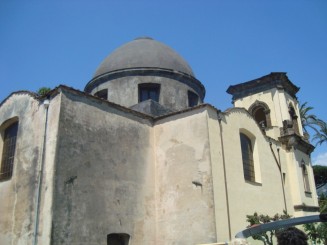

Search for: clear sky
xmin=0 ymin=0 xmax=326 ymax=164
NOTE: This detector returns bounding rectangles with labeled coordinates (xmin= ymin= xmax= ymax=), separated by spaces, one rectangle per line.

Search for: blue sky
xmin=0 ymin=0 xmax=326 ymax=164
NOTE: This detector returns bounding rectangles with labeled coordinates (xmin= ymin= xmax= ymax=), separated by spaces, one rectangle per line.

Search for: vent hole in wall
xmin=107 ymin=233 xmax=130 ymax=245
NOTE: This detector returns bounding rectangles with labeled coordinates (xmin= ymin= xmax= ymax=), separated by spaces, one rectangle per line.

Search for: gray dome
xmin=93 ymin=37 xmax=195 ymax=78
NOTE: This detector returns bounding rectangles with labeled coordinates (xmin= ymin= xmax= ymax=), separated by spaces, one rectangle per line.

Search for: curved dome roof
xmin=93 ymin=37 xmax=195 ymax=78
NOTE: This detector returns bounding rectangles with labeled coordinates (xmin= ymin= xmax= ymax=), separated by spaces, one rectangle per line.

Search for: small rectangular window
xmin=94 ymin=89 xmax=108 ymax=100
xmin=1 ymin=121 xmax=18 ymax=181
xmin=138 ymin=83 xmax=160 ymax=102
xmin=188 ymin=91 xmax=199 ymax=107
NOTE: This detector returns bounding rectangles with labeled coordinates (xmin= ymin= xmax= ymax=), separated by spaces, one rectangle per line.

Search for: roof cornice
xmin=0 ymin=91 xmax=39 ymax=108
xmin=226 ymin=72 xmax=300 ymax=101
xmin=84 ymin=67 xmax=206 ymax=100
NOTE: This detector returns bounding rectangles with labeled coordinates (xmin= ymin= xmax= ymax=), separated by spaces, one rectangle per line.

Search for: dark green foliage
xmin=300 ymin=102 xmax=326 ymax=146
xmin=300 ymin=102 xmax=319 ymax=133
xmin=303 ymin=195 xmax=327 ymax=244
xmin=246 ymin=211 xmax=291 ymax=245
xmin=320 ymin=194 xmax=327 ymax=213
xmin=313 ymin=121 xmax=327 ymax=146
xmin=276 ymin=227 xmax=308 ymax=245
xmin=313 ymin=165 xmax=327 ymax=188
xmin=37 ymin=87 xmax=51 ymax=96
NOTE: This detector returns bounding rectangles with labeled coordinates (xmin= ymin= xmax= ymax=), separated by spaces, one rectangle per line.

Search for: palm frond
xmin=312 ymin=121 xmax=327 ymax=146
xmin=299 ymin=101 xmax=323 ymax=134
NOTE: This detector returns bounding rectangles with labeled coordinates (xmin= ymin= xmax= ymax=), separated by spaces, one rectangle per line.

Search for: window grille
xmin=240 ymin=133 xmax=255 ymax=182
xmin=1 ymin=121 xmax=18 ymax=181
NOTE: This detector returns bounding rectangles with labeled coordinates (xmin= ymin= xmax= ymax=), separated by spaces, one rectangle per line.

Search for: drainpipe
xmin=277 ymin=148 xmax=288 ymax=213
xmin=269 ymin=142 xmax=287 ymax=213
xmin=33 ymin=99 xmax=50 ymax=245
xmin=217 ymin=112 xmax=232 ymax=241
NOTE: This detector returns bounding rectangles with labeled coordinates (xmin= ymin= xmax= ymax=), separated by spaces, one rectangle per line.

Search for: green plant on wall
xmin=246 ymin=211 xmax=291 ymax=245
xmin=37 ymin=87 xmax=51 ymax=96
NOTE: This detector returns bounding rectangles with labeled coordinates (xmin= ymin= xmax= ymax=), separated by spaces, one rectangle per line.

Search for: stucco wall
xmin=37 ymin=94 xmax=62 ymax=244
xmin=0 ymin=94 xmax=44 ymax=244
xmin=154 ymin=108 xmax=217 ymax=245
xmin=286 ymin=148 xmax=318 ymax=216
xmin=206 ymin=108 xmax=230 ymax=242
xmin=1 ymin=89 xmax=317 ymax=245
xmin=234 ymin=88 xmax=304 ymax=138
xmin=217 ymin=108 xmax=289 ymax=238
xmin=51 ymin=90 xmax=155 ymax=245
xmin=91 ymin=76 xmax=201 ymax=111
xmin=234 ymin=89 xmax=276 ymax=124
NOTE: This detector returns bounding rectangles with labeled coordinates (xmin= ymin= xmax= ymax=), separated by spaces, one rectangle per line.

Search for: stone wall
xmin=154 ymin=107 xmax=217 ymax=244
xmin=51 ymin=90 xmax=155 ymax=244
xmin=91 ymin=75 xmax=201 ymax=111
xmin=0 ymin=94 xmax=44 ymax=244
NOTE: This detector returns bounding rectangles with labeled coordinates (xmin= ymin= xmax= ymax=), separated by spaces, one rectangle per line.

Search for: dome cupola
xmin=85 ymin=37 xmax=205 ymax=113
xmin=93 ymin=37 xmax=195 ymax=78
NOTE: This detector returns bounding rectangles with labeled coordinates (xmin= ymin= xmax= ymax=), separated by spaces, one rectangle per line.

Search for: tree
xmin=303 ymin=195 xmax=327 ymax=244
xmin=300 ymin=102 xmax=321 ymax=133
xmin=246 ymin=211 xmax=291 ymax=245
xmin=37 ymin=87 xmax=51 ymax=96
xmin=313 ymin=165 xmax=327 ymax=188
xmin=313 ymin=121 xmax=327 ymax=146
xmin=300 ymin=102 xmax=326 ymax=146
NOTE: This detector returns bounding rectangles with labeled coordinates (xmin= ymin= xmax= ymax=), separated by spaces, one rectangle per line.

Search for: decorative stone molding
xmin=294 ymin=204 xmax=319 ymax=212
xmin=279 ymin=133 xmax=315 ymax=154
xmin=227 ymin=72 xmax=300 ymax=100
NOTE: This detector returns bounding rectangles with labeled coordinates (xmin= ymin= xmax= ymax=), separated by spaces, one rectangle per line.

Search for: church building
xmin=0 ymin=37 xmax=318 ymax=245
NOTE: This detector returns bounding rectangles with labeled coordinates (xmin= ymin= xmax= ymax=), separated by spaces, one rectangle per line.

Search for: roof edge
xmin=226 ymin=72 xmax=300 ymax=100
xmin=0 ymin=91 xmax=39 ymax=108
xmin=85 ymin=67 xmax=206 ymax=100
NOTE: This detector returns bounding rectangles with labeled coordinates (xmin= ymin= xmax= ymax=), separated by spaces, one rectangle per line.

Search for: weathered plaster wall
xmin=37 ymin=94 xmax=62 ymax=244
xmin=233 ymin=88 xmax=303 ymax=138
xmin=0 ymin=94 xmax=44 ymax=244
xmin=51 ymin=90 xmax=155 ymax=245
xmin=234 ymin=89 xmax=276 ymax=123
xmin=1 ymin=88 xmax=317 ymax=245
xmin=154 ymin=108 xmax=217 ymax=245
xmin=286 ymin=148 xmax=318 ymax=216
xmin=91 ymin=76 xmax=201 ymax=111
xmin=218 ymin=108 xmax=289 ymax=238
xmin=206 ymin=108 xmax=229 ymax=242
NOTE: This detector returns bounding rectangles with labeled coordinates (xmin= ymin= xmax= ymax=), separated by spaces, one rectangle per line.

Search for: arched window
xmin=249 ymin=101 xmax=271 ymax=128
xmin=1 ymin=121 xmax=19 ymax=181
xmin=253 ymin=107 xmax=267 ymax=128
xmin=107 ymin=233 xmax=130 ymax=245
xmin=288 ymin=103 xmax=300 ymax=134
xmin=240 ymin=133 xmax=255 ymax=182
